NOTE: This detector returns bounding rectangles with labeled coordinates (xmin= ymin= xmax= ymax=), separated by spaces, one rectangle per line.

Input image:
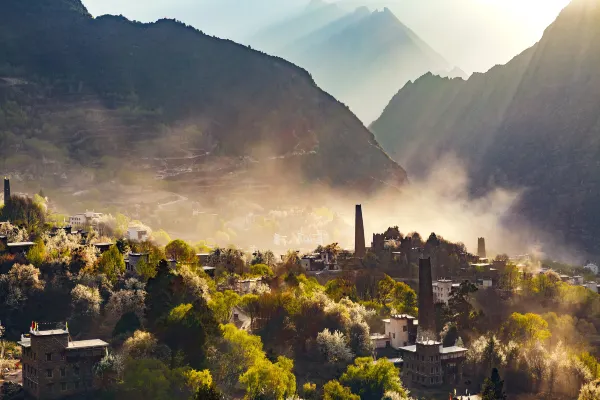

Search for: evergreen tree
xmin=481 ymin=368 xmax=507 ymax=400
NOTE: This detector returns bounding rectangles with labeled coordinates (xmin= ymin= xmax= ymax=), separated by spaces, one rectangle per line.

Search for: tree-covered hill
xmin=370 ymin=0 xmax=600 ymax=257
xmin=0 ymin=0 xmax=407 ymax=195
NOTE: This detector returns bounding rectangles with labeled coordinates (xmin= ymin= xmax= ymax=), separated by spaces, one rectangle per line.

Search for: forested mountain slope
xmin=371 ymin=0 xmax=600 ymax=256
xmin=0 ymin=0 xmax=407 ymax=197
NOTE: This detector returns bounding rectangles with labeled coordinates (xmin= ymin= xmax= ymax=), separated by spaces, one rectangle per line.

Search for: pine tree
xmin=481 ymin=368 xmax=507 ymax=400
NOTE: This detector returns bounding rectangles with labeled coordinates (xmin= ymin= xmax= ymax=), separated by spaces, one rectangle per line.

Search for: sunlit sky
xmin=82 ymin=0 xmax=571 ymax=73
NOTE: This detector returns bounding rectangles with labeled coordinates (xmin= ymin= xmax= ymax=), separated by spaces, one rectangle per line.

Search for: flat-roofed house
xmin=19 ymin=322 xmax=108 ymax=399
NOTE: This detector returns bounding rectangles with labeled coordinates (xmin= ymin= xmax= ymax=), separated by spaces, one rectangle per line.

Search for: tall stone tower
xmin=3 ymin=177 xmax=10 ymax=204
xmin=417 ymin=257 xmax=436 ymax=342
xmin=354 ymin=205 xmax=366 ymax=258
xmin=477 ymin=237 xmax=486 ymax=259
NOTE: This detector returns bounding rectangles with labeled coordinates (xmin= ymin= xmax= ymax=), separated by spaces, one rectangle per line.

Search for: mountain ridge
xmin=0 ymin=0 xmax=407 ymax=201
xmin=264 ymin=5 xmax=453 ymax=123
xmin=370 ymin=0 xmax=600 ymax=256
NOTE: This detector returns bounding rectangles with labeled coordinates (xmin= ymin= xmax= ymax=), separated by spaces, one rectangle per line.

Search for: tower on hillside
xmin=400 ymin=257 xmax=468 ymax=387
xmin=477 ymin=237 xmax=487 ymax=259
xmin=417 ymin=257 xmax=436 ymax=342
xmin=3 ymin=177 xmax=10 ymax=204
xmin=355 ymin=205 xmax=366 ymax=258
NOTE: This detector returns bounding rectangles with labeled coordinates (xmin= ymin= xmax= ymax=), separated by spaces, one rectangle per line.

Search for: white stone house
xmin=128 ymin=226 xmax=149 ymax=242
xmin=370 ymin=314 xmax=418 ymax=350
xmin=433 ymin=279 xmax=453 ymax=305
xmin=69 ymin=211 xmax=104 ymax=229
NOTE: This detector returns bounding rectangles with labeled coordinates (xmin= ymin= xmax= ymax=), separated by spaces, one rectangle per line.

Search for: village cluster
xmin=1 ymin=179 xmax=600 ymax=400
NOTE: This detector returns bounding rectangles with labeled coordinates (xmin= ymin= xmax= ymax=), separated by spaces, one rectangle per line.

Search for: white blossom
xmin=71 ymin=284 xmax=101 ymax=316
xmin=316 ymin=328 xmax=353 ymax=363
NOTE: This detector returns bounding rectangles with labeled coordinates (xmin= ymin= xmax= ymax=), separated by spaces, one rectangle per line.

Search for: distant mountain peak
xmin=353 ymin=6 xmax=370 ymax=15
xmin=306 ymin=0 xmax=329 ymax=11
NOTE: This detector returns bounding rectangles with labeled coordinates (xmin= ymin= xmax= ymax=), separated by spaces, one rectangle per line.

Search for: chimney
xmin=477 ymin=237 xmax=486 ymax=259
xmin=3 ymin=177 xmax=10 ymax=204
xmin=417 ymin=257 xmax=436 ymax=341
xmin=355 ymin=205 xmax=366 ymax=258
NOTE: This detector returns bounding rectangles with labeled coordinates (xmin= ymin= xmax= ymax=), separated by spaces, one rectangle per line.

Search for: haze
xmin=82 ymin=0 xmax=569 ymax=73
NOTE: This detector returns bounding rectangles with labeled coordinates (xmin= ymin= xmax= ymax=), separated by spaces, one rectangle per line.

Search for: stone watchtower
xmin=3 ymin=177 xmax=10 ymax=203
xmin=477 ymin=237 xmax=486 ymax=259
xmin=19 ymin=322 xmax=108 ymax=399
xmin=417 ymin=258 xmax=436 ymax=342
xmin=354 ymin=204 xmax=366 ymax=258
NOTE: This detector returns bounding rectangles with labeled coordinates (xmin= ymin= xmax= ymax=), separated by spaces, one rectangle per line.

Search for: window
xmin=60 ymin=368 xmax=66 ymax=377
xmin=46 ymin=353 xmax=52 ymax=361
xmin=403 ymin=326 xmax=407 ymax=332
xmin=47 ymin=369 xmax=53 ymax=378
xmin=392 ymin=333 xmax=396 ymax=339
xmin=61 ymin=382 xmax=67 ymax=391
xmin=48 ymin=383 xmax=54 ymax=392
xmin=74 ymin=367 xmax=80 ymax=376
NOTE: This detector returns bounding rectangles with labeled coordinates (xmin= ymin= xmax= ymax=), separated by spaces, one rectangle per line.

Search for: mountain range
xmin=0 ymin=0 xmax=407 ymax=204
xmin=251 ymin=2 xmax=462 ymax=123
xmin=371 ymin=0 xmax=600 ymax=257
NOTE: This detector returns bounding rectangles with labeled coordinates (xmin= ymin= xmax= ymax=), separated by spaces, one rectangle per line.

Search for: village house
xmin=125 ymin=252 xmax=149 ymax=274
xmin=584 ymin=262 xmax=599 ymax=275
xmin=0 ymin=236 xmax=35 ymax=254
xmin=93 ymin=242 xmax=113 ymax=254
xmin=127 ymin=226 xmax=149 ymax=242
xmin=18 ymin=322 xmax=108 ymax=399
xmin=432 ymin=279 xmax=453 ymax=305
xmin=68 ymin=211 xmax=104 ymax=229
xmin=236 ymin=277 xmax=263 ymax=295
xmin=370 ymin=315 xmax=418 ymax=350
xmin=300 ymin=251 xmax=339 ymax=272
xmin=585 ymin=282 xmax=599 ymax=294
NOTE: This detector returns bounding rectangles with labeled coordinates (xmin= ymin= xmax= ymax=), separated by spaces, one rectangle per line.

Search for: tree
xmin=441 ymin=324 xmax=459 ymax=348
xmin=249 ymin=263 xmax=274 ymax=278
xmin=26 ymin=239 xmax=46 ymax=267
xmin=0 ymin=263 xmax=45 ymax=310
xmin=579 ymin=381 xmax=600 ymax=400
xmin=209 ymin=290 xmax=241 ymax=324
xmin=503 ymin=312 xmax=551 ymax=344
xmin=239 ymin=356 xmax=296 ymax=400
xmin=446 ymin=280 xmax=478 ymax=331
xmin=0 ymin=195 xmax=46 ymax=235
xmin=302 ymin=382 xmax=318 ymax=400
xmin=119 ymin=358 xmax=172 ymax=400
xmin=323 ymin=380 xmax=360 ymax=400
xmin=71 ymin=284 xmax=101 ymax=316
xmin=500 ymin=264 xmax=521 ymax=291
xmin=316 ymin=329 xmax=354 ymax=363
xmin=376 ymin=275 xmax=417 ymax=315
xmin=348 ymin=321 xmax=373 ymax=357
xmin=211 ymin=324 xmax=266 ymax=390
xmin=326 ymin=278 xmax=358 ymax=302
xmin=162 ymin=302 xmax=218 ymax=369
xmin=481 ymin=368 xmax=507 ymax=400
xmin=340 ymin=358 xmax=407 ymax=400
xmin=98 ymin=245 xmax=125 ymax=282
xmin=165 ymin=239 xmax=194 ymax=263
xmin=122 ymin=331 xmax=161 ymax=360
xmin=239 ymin=294 xmax=260 ymax=329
